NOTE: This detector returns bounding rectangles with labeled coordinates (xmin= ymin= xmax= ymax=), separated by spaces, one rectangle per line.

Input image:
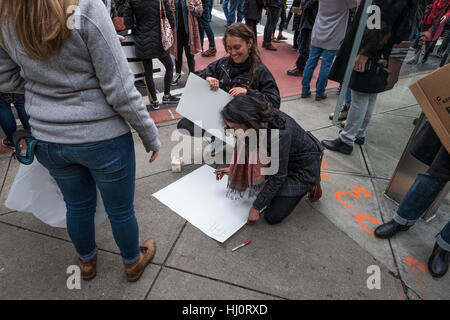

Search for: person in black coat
xmin=262 ymin=0 xmax=283 ymax=50
xmin=321 ymin=0 xmax=419 ymax=154
xmin=124 ymin=0 xmax=179 ymax=110
xmin=215 ymin=95 xmax=323 ymax=225
xmin=177 ymin=23 xmax=280 ymax=154
xmin=244 ymin=0 xmax=264 ymax=44
xmin=287 ymin=0 xmax=318 ymax=76
xmin=374 ymin=120 xmax=450 ymax=278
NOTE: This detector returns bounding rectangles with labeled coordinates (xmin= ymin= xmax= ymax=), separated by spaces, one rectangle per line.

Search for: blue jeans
xmin=393 ymin=173 xmax=450 ymax=251
xmin=198 ymin=0 xmax=215 ymax=49
xmin=0 ymin=98 xmax=30 ymax=142
xmin=35 ymin=132 xmax=141 ymax=264
xmin=237 ymin=0 xmax=245 ymax=22
xmin=339 ymin=90 xmax=377 ymax=146
xmin=223 ymin=0 xmax=239 ymax=26
xmin=301 ymin=45 xmax=338 ymax=97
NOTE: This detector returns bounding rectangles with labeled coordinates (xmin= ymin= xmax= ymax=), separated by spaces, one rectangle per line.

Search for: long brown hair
xmin=223 ymin=23 xmax=262 ymax=86
xmin=0 ymin=0 xmax=79 ymax=59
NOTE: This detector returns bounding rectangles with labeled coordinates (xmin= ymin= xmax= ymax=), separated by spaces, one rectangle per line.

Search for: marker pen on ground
xmin=231 ymin=241 xmax=252 ymax=252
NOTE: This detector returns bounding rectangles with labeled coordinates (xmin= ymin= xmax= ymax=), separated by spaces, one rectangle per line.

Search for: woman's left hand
xmin=247 ymin=207 xmax=260 ymax=224
xmin=229 ymin=87 xmax=247 ymax=96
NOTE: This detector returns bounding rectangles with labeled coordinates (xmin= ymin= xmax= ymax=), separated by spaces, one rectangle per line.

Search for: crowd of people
xmin=0 ymin=0 xmax=448 ymax=283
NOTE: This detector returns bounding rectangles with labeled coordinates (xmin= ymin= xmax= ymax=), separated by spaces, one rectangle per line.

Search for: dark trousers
xmin=176 ymin=30 xmax=195 ymax=74
xmin=263 ymin=194 xmax=306 ymax=225
xmin=263 ymin=6 xmax=281 ymax=45
xmin=293 ymin=30 xmax=300 ymax=48
xmin=245 ymin=19 xmax=258 ymax=44
xmin=278 ymin=6 xmax=286 ymax=32
xmin=142 ymin=53 xmax=173 ymax=101
xmin=177 ymin=117 xmax=205 ymax=137
xmin=295 ymin=28 xmax=311 ymax=71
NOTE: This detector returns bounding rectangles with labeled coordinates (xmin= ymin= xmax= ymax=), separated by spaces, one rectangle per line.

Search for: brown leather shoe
xmin=301 ymin=91 xmax=311 ymax=98
xmin=315 ymin=93 xmax=327 ymax=101
xmin=79 ymin=253 xmax=97 ymax=281
xmin=124 ymin=238 xmax=156 ymax=282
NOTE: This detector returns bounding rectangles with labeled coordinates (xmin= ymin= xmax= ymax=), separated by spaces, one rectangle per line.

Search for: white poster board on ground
xmin=176 ymin=73 xmax=235 ymax=145
xmin=152 ymin=165 xmax=252 ymax=243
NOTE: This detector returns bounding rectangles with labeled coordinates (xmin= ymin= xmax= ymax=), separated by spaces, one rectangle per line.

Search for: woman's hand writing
xmin=214 ymin=167 xmax=230 ymax=181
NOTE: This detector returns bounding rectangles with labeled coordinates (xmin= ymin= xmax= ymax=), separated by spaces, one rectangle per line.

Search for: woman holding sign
xmin=215 ymin=95 xmax=323 ymax=225
xmin=177 ymin=23 xmax=280 ymax=154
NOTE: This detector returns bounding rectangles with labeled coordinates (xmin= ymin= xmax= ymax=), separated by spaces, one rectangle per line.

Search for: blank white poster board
xmin=152 ymin=165 xmax=252 ymax=243
xmin=176 ymin=73 xmax=234 ymax=145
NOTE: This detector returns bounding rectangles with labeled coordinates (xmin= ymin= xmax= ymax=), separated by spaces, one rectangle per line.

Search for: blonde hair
xmin=0 ymin=0 xmax=79 ymax=59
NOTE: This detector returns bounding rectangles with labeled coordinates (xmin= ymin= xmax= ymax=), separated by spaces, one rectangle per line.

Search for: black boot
xmin=321 ymin=138 xmax=353 ymax=155
xmin=374 ymin=219 xmax=410 ymax=239
xmin=428 ymin=243 xmax=449 ymax=278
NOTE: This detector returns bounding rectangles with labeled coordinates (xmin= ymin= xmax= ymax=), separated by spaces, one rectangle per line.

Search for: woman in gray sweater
xmin=0 ymin=0 xmax=159 ymax=282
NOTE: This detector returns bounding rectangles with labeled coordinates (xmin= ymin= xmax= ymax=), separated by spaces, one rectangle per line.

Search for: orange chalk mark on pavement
xmin=355 ymin=213 xmax=380 ymax=239
xmin=321 ymin=162 xmax=329 ymax=180
xmin=405 ymin=256 xmax=429 ymax=300
xmin=335 ymin=187 xmax=372 ymax=211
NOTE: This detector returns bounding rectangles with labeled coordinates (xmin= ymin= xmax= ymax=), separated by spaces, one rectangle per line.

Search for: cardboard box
xmin=409 ymin=63 xmax=450 ymax=153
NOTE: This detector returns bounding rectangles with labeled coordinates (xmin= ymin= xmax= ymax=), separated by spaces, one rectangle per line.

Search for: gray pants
xmin=339 ymin=90 xmax=378 ymax=146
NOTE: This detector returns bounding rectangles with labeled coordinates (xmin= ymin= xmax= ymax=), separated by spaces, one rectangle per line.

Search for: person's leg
xmin=0 ymin=97 xmax=16 ymax=143
xmin=159 ymin=53 xmax=174 ymax=96
xmin=392 ymin=173 xmax=447 ymax=227
xmin=229 ymin=0 xmax=239 ymax=25
xmin=263 ymin=7 xmax=273 ymax=45
xmin=301 ymin=45 xmax=322 ymax=95
xmin=35 ymin=142 xmax=98 ymax=263
xmin=296 ymin=28 xmax=311 ymax=71
xmin=263 ymin=195 xmax=305 ymax=225
xmin=339 ymin=90 xmax=370 ymax=146
xmin=293 ymin=30 xmax=299 ymax=48
xmin=315 ymin=49 xmax=338 ymax=97
xmin=440 ymin=42 xmax=450 ymax=67
xmin=12 ymin=99 xmax=30 ymax=131
xmin=175 ymin=29 xmax=184 ymax=74
xmin=245 ymin=19 xmax=258 ymax=41
xmin=141 ymin=59 xmax=157 ymax=101
xmin=437 ymin=222 xmax=450 ymax=252
xmin=278 ymin=5 xmax=286 ymax=35
xmin=181 ymin=30 xmax=195 ymax=73
xmin=355 ymin=93 xmax=377 ymax=139
xmin=223 ymin=0 xmax=230 ymax=26
xmin=237 ymin=0 xmax=245 ymax=23
xmin=198 ymin=15 xmax=206 ymax=51
xmin=203 ymin=3 xmax=216 ymax=50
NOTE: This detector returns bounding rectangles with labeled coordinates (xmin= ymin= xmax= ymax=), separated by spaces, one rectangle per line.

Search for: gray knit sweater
xmin=311 ymin=0 xmax=358 ymax=51
xmin=0 ymin=0 xmax=160 ymax=151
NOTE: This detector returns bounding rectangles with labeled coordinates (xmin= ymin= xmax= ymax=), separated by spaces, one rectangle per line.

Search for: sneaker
xmin=202 ymin=48 xmax=217 ymax=57
xmin=124 ymin=238 xmax=156 ymax=282
xmin=171 ymin=73 xmax=181 ymax=86
xmin=147 ymin=100 xmax=160 ymax=110
xmin=162 ymin=94 xmax=180 ymax=104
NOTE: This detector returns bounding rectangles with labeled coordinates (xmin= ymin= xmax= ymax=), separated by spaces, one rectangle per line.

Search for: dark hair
xmin=221 ymin=95 xmax=286 ymax=130
xmin=223 ymin=23 xmax=261 ymax=86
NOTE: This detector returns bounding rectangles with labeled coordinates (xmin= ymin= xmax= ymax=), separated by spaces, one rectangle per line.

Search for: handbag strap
xmin=159 ymin=0 xmax=167 ymax=20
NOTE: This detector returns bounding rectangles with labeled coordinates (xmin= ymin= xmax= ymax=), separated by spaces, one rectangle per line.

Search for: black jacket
xmin=196 ymin=56 xmax=281 ymax=109
xmin=123 ymin=0 xmax=176 ymax=60
xmin=410 ymin=120 xmax=450 ymax=181
xmin=328 ymin=0 xmax=414 ymax=93
xmin=252 ymin=112 xmax=322 ymax=211
xmin=244 ymin=0 xmax=265 ymax=21
xmin=264 ymin=0 xmax=283 ymax=8
xmin=298 ymin=0 xmax=318 ymax=31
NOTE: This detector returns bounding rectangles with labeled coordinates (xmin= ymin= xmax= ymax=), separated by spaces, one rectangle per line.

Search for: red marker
xmin=231 ymin=241 xmax=252 ymax=252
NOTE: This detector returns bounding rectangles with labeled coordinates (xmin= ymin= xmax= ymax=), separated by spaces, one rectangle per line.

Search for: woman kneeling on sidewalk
xmin=215 ymin=95 xmax=323 ymax=225
xmin=0 ymin=0 xmax=160 ymax=282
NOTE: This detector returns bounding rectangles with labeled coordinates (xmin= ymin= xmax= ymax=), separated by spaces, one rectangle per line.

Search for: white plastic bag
xmin=5 ymin=160 xmax=108 ymax=228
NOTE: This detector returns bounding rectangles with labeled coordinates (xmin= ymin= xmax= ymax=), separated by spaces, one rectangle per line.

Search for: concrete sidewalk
xmin=0 ymin=71 xmax=449 ymax=300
